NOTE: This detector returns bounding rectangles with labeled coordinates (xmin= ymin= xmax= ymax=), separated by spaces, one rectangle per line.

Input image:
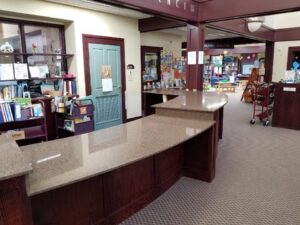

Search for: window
xmin=24 ymin=25 xmax=62 ymax=54
xmin=287 ymin=46 xmax=300 ymax=70
xmin=0 ymin=17 xmax=67 ymax=75
xmin=0 ymin=22 xmax=22 ymax=63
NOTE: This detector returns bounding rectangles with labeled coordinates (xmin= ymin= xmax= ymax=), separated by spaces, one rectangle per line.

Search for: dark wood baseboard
xmin=126 ymin=116 xmax=143 ymax=123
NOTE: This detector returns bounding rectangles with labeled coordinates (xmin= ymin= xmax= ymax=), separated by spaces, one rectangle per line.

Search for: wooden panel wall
xmin=0 ymin=177 xmax=33 ymax=225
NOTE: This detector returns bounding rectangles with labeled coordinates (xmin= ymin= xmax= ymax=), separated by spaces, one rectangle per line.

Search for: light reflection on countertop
xmin=21 ymin=115 xmax=215 ymax=196
xmin=0 ymin=134 xmax=32 ymax=181
xmin=144 ymin=89 xmax=228 ymax=112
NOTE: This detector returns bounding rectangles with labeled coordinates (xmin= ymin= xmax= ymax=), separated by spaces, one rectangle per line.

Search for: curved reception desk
xmin=0 ymin=90 xmax=227 ymax=225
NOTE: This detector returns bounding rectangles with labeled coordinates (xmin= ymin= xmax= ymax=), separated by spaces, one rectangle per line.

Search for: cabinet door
xmin=0 ymin=190 xmax=22 ymax=225
xmin=0 ymin=177 xmax=33 ymax=225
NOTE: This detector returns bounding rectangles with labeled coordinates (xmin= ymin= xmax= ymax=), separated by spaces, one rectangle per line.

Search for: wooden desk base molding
xmin=30 ymin=126 xmax=216 ymax=225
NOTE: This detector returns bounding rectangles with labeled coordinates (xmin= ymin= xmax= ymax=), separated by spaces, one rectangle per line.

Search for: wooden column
xmin=186 ymin=23 xmax=205 ymax=91
xmin=264 ymin=41 xmax=274 ymax=83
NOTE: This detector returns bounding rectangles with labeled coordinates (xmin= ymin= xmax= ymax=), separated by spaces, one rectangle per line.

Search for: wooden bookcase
xmin=0 ymin=99 xmax=47 ymax=145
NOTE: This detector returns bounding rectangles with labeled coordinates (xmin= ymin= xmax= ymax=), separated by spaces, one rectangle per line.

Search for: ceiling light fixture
xmin=246 ymin=17 xmax=265 ymax=32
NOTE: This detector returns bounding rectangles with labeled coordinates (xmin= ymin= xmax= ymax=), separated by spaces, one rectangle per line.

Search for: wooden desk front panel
xmin=0 ymin=177 xmax=33 ymax=225
xmin=29 ymin=126 xmax=216 ymax=225
xmin=272 ymin=84 xmax=300 ymax=130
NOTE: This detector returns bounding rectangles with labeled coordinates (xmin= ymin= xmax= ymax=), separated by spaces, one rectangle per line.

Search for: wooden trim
xmin=0 ymin=16 xmax=64 ymax=28
xmin=186 ymin=23 xmax=205 ymax=91
xmin=274 ymin=27 xmax=300 ymax=42
xmin=207 ymin=20 xmax=275 ymax=42
xmin=139 ymin=17 xmax=186 ymax=33
xmin=287 ymin=46 xmax=300 ymax=70
xmin=126 ymin=116 xmax=143 ymax=123
xmin=199 ymin=0 xmax=300 ymax=22
xmin=82 ymin=34 xmax=127 ymax=123
xmin=96 ymin=0 xmax=199 ymax=22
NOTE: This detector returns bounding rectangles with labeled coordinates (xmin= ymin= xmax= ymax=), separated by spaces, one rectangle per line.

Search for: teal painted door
xmin=89 ymin=43 xmax=123 ymax=130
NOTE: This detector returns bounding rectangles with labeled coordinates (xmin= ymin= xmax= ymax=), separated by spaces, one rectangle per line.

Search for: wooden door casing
xmin=83 ymin=34 xmax=126 ymax=124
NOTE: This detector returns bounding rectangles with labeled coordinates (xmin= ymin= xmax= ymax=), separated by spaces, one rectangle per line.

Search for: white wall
xmin=141 ymin=31 xmax=184 ymax=58
xmin=273 ymin=41 xmax=300 ymax=82
xmin=0 ymin=0 xmax=142 ymax=119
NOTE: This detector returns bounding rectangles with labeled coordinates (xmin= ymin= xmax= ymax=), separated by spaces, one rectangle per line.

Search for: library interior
xmin=0 ymin=1 xmax=300 ymax=225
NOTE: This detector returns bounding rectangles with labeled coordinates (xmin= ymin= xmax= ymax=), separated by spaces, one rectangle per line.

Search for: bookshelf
xmin=56 ymin=98 xmax=94 ymax=137
xmin=0 ymin=17 xmax=80 ymax=143
xmin=0 ymin=99 xmax=47 ymax=145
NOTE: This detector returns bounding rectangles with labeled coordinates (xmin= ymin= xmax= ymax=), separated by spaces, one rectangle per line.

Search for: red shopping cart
xmin=250 ymin=82 xmax=275 ymax=126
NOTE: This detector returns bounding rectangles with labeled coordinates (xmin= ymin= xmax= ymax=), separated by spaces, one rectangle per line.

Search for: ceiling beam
xmin=139 ymin=17 xmax=186 ymax=32
xmin=274 ymin=27 xmax=300 ymax=42
xmin=96 ymin=0 xmax=199 ymax=22
xmin=199 ymin=0 xmax=300 ymax=22
xmin=208 ymin=19 xmax=275 ymax=42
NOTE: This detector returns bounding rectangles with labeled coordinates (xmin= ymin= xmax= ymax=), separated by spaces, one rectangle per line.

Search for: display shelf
xmin=0 ymin=99 xmax=48 ymax=145
xmin=57 ymin=98 xmax=94 ymax=137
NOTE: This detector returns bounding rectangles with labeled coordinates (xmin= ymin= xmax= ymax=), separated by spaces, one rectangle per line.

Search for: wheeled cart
xmin=250 ymin=82 xmax=275 ymax=126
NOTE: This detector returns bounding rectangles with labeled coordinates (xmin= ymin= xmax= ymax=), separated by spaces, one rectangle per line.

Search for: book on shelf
xmin=64 ymin=119 xmax=74 ymax=132
xmin=0 ymin=102 xmax=14 ymax=123
xmin=32 ymin=103 xmax=43 ymax=117
xmin=0 ymin=99 xmax=44 ymax=124
xmin=0 ymin=82 xmax=28 ymax=101
xmin=0 ymin=105 xmax=3 ymax=124
xmin=64 ymin=80 xmax=77 ymax=95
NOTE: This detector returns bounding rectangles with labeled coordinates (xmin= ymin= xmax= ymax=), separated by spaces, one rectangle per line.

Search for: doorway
xmin=83 ymin=35 xmax=126 ymax=130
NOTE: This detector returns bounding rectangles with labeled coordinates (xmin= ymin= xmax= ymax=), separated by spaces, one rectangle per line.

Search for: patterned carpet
xmin=121 ymin=91 xmax=300 ymax=225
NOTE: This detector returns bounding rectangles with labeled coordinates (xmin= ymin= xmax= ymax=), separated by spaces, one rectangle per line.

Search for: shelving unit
xmin=0 ymin=17 xmax=77 ymax=143
xmin=0 ymin=99 xmax=47 ymax=145
xmin=56 ymin=98 xmax=94 ymax=137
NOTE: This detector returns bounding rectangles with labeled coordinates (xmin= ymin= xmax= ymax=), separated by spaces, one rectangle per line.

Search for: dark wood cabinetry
xmin=272 ymin=83 xmax=300 ymax=130
xmin=30 ymin=125 xmax=216 ymax=225
xmin=0 ymin=176 xmax=33 ymax=225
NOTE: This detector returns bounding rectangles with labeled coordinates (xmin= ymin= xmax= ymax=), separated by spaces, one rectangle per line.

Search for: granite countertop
xmin=0 ymin=133 xmax=32 ymax=181
xmin=144 ymin=89 xmax=228 ymax=112
xmin=21 ymin=115 xmax=215 ymax=196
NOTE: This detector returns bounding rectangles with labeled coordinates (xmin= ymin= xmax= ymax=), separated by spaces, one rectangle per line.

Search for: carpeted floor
xmin=121 ymin=91 xmax=300 ymax=225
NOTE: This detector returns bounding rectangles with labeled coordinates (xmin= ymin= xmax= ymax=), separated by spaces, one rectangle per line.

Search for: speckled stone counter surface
xmin=144 ymin=89 xmax=228 ymax=112
xmin=21 ymin=115 xmax=215 ymax=196
xmin=0 ymin=134 xmax=32 ymax=181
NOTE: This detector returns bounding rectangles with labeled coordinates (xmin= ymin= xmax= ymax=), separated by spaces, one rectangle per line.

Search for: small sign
xmin=101 ymin=65 xmax=112 ymax=79
xmin=80 ymin=106 xmax=87 ymax=115
xmin=198 ymin=51 xmax=204 ymax=64
xmin=187 ymin=51 xmax=196 ymax=65
xmin=9 ymin=130 xmax=25 ymax=140
xmin=102 ymin=78 xmax=113 ymax=92
xmin=283 ymin=87 xmax=296 ymax=92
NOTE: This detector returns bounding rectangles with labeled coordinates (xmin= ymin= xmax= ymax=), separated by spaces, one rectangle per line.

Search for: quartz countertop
xmin=21 ymin=115 xmax=215 ymax=196
xmin=144 ymin=89 xmax=228 ymax=112
xmin=0 ymin=133 xmax=32 ymax=181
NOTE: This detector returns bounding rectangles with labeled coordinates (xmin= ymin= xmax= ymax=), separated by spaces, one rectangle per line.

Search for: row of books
xmin=0 ymin=82 xmax=28 ymax=101
xmin=0 ymin=79 xmax=77 ymax=101
xmin=0 ymin=102 xmax=19 ymax=123
xmin=0 ymin=101 xmax=44 ymax=124
xmin=64 ymin=80 xmax=77 ymax=95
